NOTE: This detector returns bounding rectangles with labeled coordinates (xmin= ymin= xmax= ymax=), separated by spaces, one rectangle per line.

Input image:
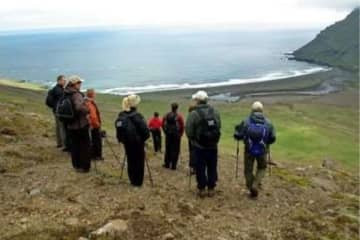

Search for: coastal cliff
xmin=293 ymin=8 xmax=359 ymax=72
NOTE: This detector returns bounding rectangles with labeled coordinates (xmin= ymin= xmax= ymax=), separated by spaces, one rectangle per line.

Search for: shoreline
xmin=0 ymin=68 xmax=357 ymax=101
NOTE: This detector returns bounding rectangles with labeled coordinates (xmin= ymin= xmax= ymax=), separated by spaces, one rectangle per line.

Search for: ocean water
xmin=0 ymin=28 xmax=327 ymax=94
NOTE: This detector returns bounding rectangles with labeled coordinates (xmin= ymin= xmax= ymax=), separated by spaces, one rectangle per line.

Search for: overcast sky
xmin=1 ymin=0 xmax=358 ymax=31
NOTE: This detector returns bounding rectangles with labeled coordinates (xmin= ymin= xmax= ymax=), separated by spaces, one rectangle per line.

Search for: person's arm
xmin=185 ymin=111 xmax=197 ymax=140
xmin=234 ymin=120 xmax=246 ymax=140
xmin=178 ymin=114 xmax=185 ymax=136
xmin=88 ymin=102 xmax=100 ymax=129
xmin=267 ymin=120 xmax=276 ymax=144
xmin=133 ymin=113 xmax=150 ymax=141
xmin=73 ymin=92 xmax=89 ymax=114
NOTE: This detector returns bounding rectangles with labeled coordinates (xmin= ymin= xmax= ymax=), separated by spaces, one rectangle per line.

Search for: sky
xmin=0 ymin=0 xmax=358 ymax=31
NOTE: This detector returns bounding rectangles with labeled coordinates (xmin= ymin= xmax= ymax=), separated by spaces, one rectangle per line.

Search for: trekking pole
xmin=145 ymin=151 xmax=154 ymax=187
xmin=235 ymin=140 xmax=240 ymax=179
xmin=104 ymin=137 xmax=123 ymax=170
xmin=268 ymin=148 xmax=272 ymax=176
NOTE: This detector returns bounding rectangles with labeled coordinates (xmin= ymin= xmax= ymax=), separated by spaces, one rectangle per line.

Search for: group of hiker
xmin=46 ymin=75 xmax=103 ymax=173
xmin=46 ymin=75 xmax=276 ymax=199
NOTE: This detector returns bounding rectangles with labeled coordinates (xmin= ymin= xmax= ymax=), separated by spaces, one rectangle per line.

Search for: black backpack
xmin=195 ymin=107 xmax=221 ymax=148
xmin=164 ymin=112 xmax=180 ymax=137
xmin=55 ymin=92 xmax=76 ymax=124
xmin=115 ymin=112 xmax=141 ymax=144
xmin=45 ymin=88 xmax=56 ymax=109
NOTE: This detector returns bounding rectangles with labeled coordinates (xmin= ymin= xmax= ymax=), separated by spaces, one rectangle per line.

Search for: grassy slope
xmin=0 ymin=81 xmax=359 ymax=240
xmin=1 ymin=80 xmax=358 ymax=170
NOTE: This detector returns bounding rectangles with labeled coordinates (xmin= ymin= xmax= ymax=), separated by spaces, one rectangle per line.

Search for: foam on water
xmin=101 ymin=66 xmax=330 ymax=95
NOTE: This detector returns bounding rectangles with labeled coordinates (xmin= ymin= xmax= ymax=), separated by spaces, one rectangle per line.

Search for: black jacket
xmin=52 ymin=84 xmax=64 ymax=112
xmin=118 ymin=109 xmax=150 ymax=144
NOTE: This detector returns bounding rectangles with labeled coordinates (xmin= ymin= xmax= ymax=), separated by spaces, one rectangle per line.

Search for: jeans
xmin=194 ymin=147 xmax=218 ymax=190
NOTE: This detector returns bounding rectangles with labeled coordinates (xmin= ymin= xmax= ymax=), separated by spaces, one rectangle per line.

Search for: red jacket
xmin=162 ymin=112 xmax=185 ymax=137
xmin=148 ymin=117 xmax=163 ymax=130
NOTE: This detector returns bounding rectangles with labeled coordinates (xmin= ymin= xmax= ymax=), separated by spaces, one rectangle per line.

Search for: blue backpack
xmin=246 ymin=119 xmax=267 ymax=157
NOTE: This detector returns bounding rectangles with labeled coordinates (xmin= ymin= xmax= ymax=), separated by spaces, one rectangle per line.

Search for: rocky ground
xmin=0 ymin=100 xmax=359 ymax=240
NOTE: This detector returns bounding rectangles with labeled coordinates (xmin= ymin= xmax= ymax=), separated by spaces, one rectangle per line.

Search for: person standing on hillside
xmin=115 ymin=95 xmax=150 ymax=186
xmin=148 ymin=112 xmax=163 ymax=153
xmin=188 ymin=103 xmax=197 ymax=174
xmin=45 ymin=75 xmax=67 ymax=150
xmin=85 ymin=89 xmax=103 ymax=161
xmin=162 ymin=103 xmax=185 ymax=170
xmin=186 ymin=91 xmax=221 ymax=198
xmin=234 ymin=101 xmax=276 ymax=198
xmin=64 ymin=75 xmax=91 ymax=173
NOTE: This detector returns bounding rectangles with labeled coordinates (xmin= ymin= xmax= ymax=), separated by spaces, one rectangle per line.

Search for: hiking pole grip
xmin=268 ymin=148 xmax=272 ymax=176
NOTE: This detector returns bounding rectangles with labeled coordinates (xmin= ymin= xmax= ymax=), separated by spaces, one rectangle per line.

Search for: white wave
xmin=100 ymin=66 xmax=330 ymax=96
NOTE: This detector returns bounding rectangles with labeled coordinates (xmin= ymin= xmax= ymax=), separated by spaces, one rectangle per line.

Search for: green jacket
xmin=185 ymin=103 xmax=221 ymax=149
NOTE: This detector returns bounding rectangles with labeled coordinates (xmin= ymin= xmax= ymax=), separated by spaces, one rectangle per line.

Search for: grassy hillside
xmin=0 ymin=80 xmax=358 ymax=170
xmin=293 ymin=8 xmax=359 ymax=71
xmin=0 ymin=81 xmax=359 ymax=239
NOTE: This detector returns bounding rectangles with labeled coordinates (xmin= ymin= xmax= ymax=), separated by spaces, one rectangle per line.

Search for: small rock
xmin=162 ymin=232 xmax=175 ymax=240
xmin=64 ymin=217 xmax=80 ymax=227
xmin=0 ymin=127 xmax=17 ymax=136
xmin=78 ymin=237 xmax=89 ymax=240
xmin=322 ymin=159 xmax=336 ymax=170
xmin=194 ymin=214 xmax=205 ymax=223
xmin=29 ymin=188 xmax=41 ymax=196
xmin=90 ymin=219 xmax=128 ymax=239
xmin=308 ymin=200 xmax=315 ymax=205
xmin=20 ymin=217 xmax=28 ymax=224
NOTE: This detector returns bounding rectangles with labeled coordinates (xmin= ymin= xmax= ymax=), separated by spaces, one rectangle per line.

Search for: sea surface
xmin=0 ymin=27 xmax=328 ymax=95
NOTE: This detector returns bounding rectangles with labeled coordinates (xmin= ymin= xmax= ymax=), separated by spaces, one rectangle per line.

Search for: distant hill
xmin=293 ymin=8 xmax=359 ymax=72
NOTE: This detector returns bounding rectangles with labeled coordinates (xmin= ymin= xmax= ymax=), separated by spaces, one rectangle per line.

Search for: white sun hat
xmin=192 ymin=90 xmax=208 ymax=101
xmin=252 ymin=101 xmax=264 ymax=112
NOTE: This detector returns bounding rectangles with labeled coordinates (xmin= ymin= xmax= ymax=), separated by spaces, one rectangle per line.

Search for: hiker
xmin=45 ymin=75 xmax=68 ymax=150
xmin=64 ymin=75 xmax=91 ymax=173
xmin=85 ymin=89 xmax=103 ymax=161
xmin=188 ymin=104 xmax=197 ymax=174
xmin=115 ymin=94 xmax=150 ymax=186
xmin=162 ymin=103 xmax=185 ymax=170
xmin=148 ymin=112 xmax=163 ymax=153
xmin=186 ymin=91 xmax=221 ymax=198
xmin=234 ymin=101 xmax=276 ymax=198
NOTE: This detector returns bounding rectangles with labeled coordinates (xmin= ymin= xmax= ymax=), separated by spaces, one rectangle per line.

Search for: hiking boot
xmin=249 ymin=187 xmax=258 ymax=198
xmin=162 ymin=164 xmax=170 ymax=169
xmin=56 ymin=144 xmax=63 ymax=148
xmin=62 ymin=148 xmax=70 ymax=152
xmin=198 ymin=189 xmax=207 ymax=199
xmin=208 ymin=189 xmax=215 ymax=198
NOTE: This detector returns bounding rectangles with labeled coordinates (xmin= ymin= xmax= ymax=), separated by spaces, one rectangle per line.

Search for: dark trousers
xmin=195 ymin=147 xmax=218 ymax=190
xmin=124 ymin=142 xmax=145 ymax=186
xmin=244 ymin=151 xmax=267 ymax=190
xmin=151 ymin=129 xmax=162 ymax=152
xmin=188 ymin=141 xmax=196 ymax=168
xmin=164 ymin=135 xmax=181 ymax=169
xmin=90 ymin=128 xmax=103 ymax=159
xmin=69 ymin=127 xmax=91 ymax=171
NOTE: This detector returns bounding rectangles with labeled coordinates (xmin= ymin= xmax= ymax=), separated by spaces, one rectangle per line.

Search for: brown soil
xmin=0 ymin=99 xmax=359 ymax=240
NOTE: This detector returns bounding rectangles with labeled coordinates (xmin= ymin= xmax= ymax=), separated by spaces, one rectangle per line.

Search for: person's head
xmin=86 ymin=88 xmax=96 ymax=99
xmin=127 ymin=94 xmax=141 ymax=110
xmin=251 ymin=101 xmax=264 ymax=113
xmin=192 ymin=90 xmax=208 ymax=104
xmin=122 ymin=97 xmax=130 ymax=112
xmin=154 ymin=112 xmax=159 ymax=118
xmin=171 ymin=103 xmax=178 ymax=112
xmin=57 ymin=75 xmax=66 ymax=87
xmin=67 ymin=75 xmax=84 ymax=90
